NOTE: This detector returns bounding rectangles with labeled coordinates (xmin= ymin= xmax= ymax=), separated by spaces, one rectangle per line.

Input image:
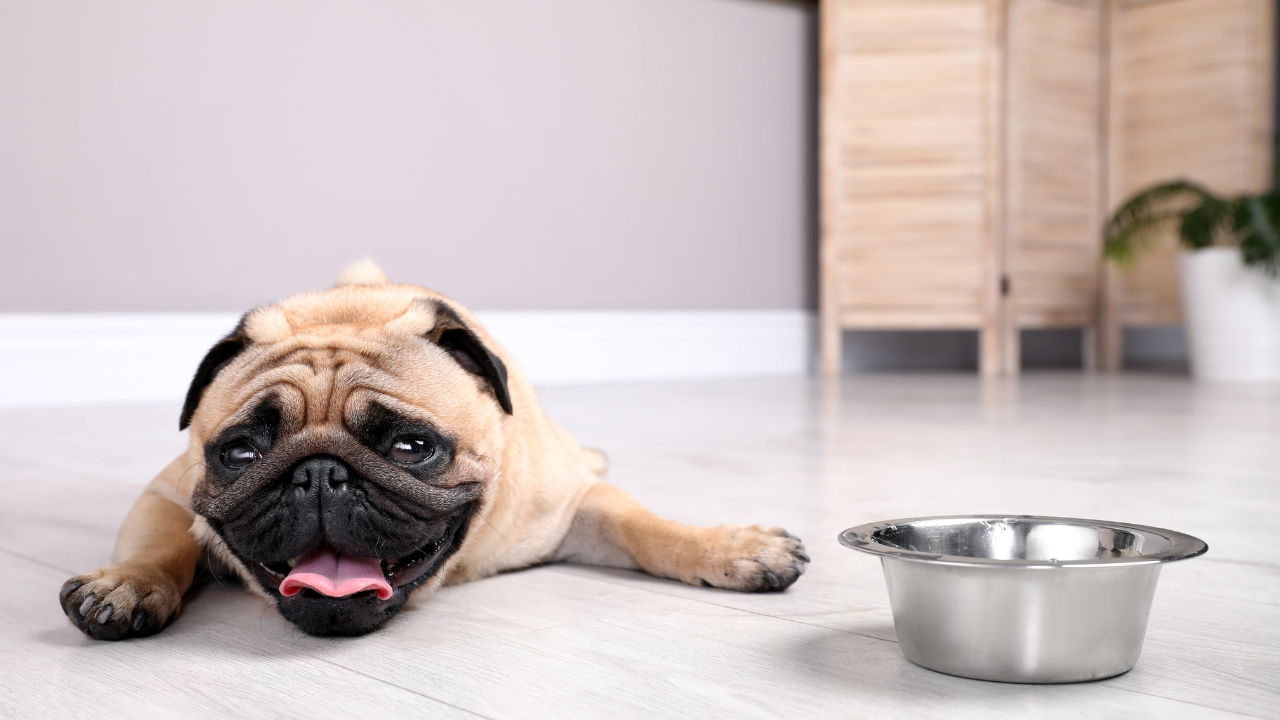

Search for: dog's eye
xmin=389 ymin=438 xmax=433 ymax=465
xmin=221 ymin=443 xmax=261 ymax=469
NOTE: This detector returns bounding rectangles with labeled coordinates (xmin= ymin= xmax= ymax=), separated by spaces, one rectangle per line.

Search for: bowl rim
xmin=838 ymin=515 xmax=1208 ymax=568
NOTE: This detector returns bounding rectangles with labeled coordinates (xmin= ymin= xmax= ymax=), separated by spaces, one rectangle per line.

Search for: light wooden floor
xmin=1 ymin=374 xmax=1277 ymax=719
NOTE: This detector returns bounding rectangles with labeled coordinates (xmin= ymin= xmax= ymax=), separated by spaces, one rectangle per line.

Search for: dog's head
xmin=180 ymin=280 xmax=514 ymax=636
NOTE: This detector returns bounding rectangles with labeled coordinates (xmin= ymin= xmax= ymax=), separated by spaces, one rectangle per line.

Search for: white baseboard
xmin=0 ymin=310 xmax=815 ymax=409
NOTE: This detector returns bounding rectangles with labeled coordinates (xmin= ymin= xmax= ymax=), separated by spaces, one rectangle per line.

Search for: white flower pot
xmin=1178 ymin=248 xmax=1280 ymax=382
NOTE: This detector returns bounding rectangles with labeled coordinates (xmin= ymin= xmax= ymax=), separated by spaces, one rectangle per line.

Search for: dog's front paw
xmin=59 ymin=563 xmax=181 ymax=640
xmin=697 ymin=525 xmax=809 ymax=592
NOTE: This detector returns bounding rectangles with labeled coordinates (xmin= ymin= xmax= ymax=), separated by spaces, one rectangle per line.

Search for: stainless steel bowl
xmin=839 ymin=515 xmax=1207 ymax=683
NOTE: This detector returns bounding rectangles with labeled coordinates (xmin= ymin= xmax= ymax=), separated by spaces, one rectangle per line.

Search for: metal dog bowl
xmin=839 ymin=515 xmax=1207 ymax=683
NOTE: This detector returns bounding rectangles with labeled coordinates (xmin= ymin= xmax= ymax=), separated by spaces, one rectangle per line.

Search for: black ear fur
xmin=179 ymin=319 xmax=249 ymax=430
xmin=427 ymin=302 xmax=513 ymax=415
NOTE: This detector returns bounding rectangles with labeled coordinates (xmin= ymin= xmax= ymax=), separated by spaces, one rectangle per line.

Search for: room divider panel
xmin=820 ymin=0 xmax=1004 ymax=376
xmin=1100 ymin=0 xmax=1274 ymax=369
xmin=1004 ymin=0 xmax=1106 ymax=372
xmin=820 ymin=0 xmax=1273 ymax=376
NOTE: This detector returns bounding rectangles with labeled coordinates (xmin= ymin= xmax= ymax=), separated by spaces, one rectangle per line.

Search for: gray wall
xmin=0 ymin=0 xmax=817 ymax=312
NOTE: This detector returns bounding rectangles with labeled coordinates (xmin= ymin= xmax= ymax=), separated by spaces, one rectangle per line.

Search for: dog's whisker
xmin=474 ymin=510 xmax=506 ymax=541
xmin=177 ymin=460 xmax=205 ymax=488
xmin=200 ymin=544 xmax=229 ymax=591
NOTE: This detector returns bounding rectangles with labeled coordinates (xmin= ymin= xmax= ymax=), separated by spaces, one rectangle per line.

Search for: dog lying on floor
xmin=58 ymin=263 xmax=808 ymax=638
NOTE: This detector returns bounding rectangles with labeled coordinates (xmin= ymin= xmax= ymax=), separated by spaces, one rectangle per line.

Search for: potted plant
xmin=1105 ymin=179 xmax=1280 ymax=381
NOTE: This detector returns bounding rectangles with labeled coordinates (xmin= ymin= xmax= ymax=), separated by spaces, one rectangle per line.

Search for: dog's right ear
xmin=180 ymin=319 xmax=249 ymax=431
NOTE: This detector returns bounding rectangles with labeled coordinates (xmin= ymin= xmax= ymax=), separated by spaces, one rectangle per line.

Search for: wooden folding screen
xmin=1004 ymin=0 xmax=1105 ymax=371
xmin=820 ymin=0 xmax=1004 ymax=375
xmin=820 ymin=0 xmax=1274 ymax=376
xmin=1101 ymin=0 xmax=1274 ymax=368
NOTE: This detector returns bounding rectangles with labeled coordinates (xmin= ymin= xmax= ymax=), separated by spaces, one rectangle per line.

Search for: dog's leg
xmin=555 ymin=482 xmax=809 ymax=592
xmin=58 ymin=462 xmax=200 ymax=639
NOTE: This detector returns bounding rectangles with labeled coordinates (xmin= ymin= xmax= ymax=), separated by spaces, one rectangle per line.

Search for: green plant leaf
xmin=1179 ymin=195 xmax=1234 ymax=250
xmin=1104 ymin=180 xmax=1218 ymax=264
xmin=1237 ymin=193 xmax=1280 ymax=276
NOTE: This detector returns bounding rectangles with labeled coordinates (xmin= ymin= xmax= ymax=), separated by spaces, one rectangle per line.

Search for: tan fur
xmin=334 ymin=257 xmax=391 ymax=287
xmin=59 ymin=273 xmax=807 ymax=639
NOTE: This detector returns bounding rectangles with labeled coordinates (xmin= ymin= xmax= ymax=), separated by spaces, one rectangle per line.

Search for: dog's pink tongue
xmin=279 ymin=547 xmax=393 ymax=600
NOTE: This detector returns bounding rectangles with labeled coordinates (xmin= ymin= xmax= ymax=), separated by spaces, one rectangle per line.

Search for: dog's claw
xmin=794 ymin=562 xmax=806 ymax=576
xmin=132 ymin=609 xmax=147 ymax=632
xmin=762 ymin=571 xmax=781 ymax=589
xmin=96 ymin=605 xmax=114 ymax=624
xmin=78 ymin=594 xmax=96 ymax=617
xmin=793 ymin=550 xmax=811 ymax=563
xmin=60 ymin=581 xmax=82 ymax=601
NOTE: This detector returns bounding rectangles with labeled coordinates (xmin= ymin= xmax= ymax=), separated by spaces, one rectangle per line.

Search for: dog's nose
xmin=292 ymin=456 xmax=350 ymax=492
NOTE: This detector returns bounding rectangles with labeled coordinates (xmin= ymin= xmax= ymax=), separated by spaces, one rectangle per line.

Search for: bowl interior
xmin=874 ymin=518 xmax=1172 ymax=562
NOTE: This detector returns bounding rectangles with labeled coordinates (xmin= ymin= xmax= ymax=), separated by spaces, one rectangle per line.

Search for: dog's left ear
xmin=180 ymin=319 xmax=250 ymax=430
xmin=426 ymin=302 xmax=513 ymax=415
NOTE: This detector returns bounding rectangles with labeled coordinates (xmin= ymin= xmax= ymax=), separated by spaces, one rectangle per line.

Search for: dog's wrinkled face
xmin=181 ymin=287 xmax=512 ymax=636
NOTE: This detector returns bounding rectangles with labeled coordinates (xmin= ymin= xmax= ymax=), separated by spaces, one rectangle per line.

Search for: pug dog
xmin=58 ymin=263 xmax=809 ymax=639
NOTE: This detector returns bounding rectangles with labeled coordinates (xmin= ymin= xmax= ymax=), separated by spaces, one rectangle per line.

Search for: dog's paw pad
xmin=59 ymin=565 xmax=180 ymax=640
xmin=698 ymin=524 xmax=809 ymax=593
